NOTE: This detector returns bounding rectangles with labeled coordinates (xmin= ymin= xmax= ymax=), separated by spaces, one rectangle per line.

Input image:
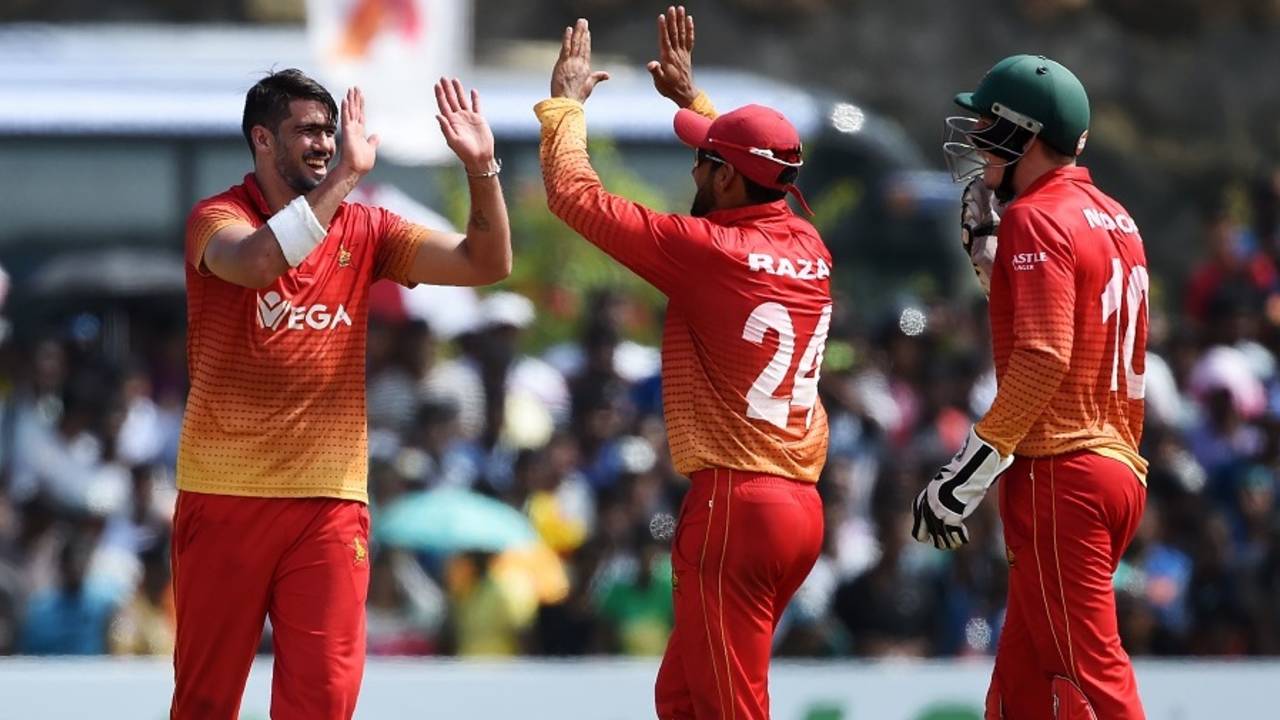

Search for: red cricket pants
xmin=655 ymin=469 xmax=824 ymax=720
xmin=170 ymin=491 xmax=371 ymax=720
xmin=987 ymin=452 xmax=1146 ymax=720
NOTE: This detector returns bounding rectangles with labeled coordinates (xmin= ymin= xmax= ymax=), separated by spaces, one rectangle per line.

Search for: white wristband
xmin=267 ymin=195 xmax=327 ymax=267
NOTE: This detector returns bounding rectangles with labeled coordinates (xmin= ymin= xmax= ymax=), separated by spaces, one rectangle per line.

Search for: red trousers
xmin=987 ymin=452 xmax=1146 ymax=720
xmin=170 ymin=492 xmax=371 ymax=720
xmin=656 ymin=469 xmax=824 ymax=720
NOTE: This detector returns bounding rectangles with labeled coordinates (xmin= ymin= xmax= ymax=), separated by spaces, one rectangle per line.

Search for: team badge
xmin=337 ymin=245 xmax=352 ymax=267
xmin=353 ymin=536 xmax=368 ymax=566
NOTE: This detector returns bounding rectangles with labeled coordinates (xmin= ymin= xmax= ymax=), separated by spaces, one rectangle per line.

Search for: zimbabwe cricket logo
xmin=337 ymin=245 xmax=352 ymax=267
xmin=353 ymin=536 xmax=368 ymax=566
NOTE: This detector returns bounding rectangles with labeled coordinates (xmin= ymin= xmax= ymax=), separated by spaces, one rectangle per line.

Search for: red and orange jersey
xmin=976 ymin=166 xmax=1148 ymax=480
xmin=179 ymin=174 xmax=424 ymax=502
xmin=535 ymin=97 xmax=831 ymax=483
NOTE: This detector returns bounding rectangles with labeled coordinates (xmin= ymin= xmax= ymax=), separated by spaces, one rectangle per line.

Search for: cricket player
xmin=914 ymin=55 xmax=1149 ymax=719
xmin=173 ymin=70 xmax=510 ymax=718
xmin=537 ymin=13 xmax=830 ymax=719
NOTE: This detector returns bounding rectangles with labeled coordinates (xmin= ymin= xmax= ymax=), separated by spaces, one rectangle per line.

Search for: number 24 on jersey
xmin=741 ymin=302 xmax=833 ymax=431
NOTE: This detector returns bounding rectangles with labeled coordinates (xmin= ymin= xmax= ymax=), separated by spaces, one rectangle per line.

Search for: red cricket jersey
xmin=179 ymin=173 xmax=423 ymax=502
xmin=976 ymin=166 xmax=1148 ymax=478
xmin=535 ymin=98 xmax=831 ymax=483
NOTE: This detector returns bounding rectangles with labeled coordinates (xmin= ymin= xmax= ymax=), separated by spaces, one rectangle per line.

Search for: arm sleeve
xmin=372 ymin=207 xmax=428 ymax=287
xmin=533 ymin=97 xmax=714 ymax=299
xmin=975 ymin=206 xmax=1076 ymax=456
xmin=687 ymin=91 xmax=718 ymax=120
xmin=185 ymin=199 xmax=256 ymax=276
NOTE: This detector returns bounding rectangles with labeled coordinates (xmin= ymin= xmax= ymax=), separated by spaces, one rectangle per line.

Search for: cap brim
xmin=954 ymin=92 xmax=980 ymax=113
xmin=673 ymin=109 xmax=713 ymax=149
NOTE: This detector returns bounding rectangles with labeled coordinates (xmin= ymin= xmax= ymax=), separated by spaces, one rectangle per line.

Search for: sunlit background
xmin=1 ymin=1 xmax=1278 ymax=717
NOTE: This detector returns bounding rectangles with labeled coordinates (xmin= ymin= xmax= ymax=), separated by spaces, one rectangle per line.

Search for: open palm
xmin=648 ymin=5 xmax=698 ymax=107
xmin=341 ymin=87 xmax=379 ymax=174
xmin=434 ymin=77 xmax=495 ymax=171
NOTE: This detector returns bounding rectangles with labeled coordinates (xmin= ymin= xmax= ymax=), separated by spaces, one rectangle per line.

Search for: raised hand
xmin=550 ymin=18 xmax=611 ymax=103
xmin=339 ymin=87 xmax=379 ymax=175
xmin=434 ymin=77 xmax=497 ymax=175
xmin=647 ymin=5 xmax=699 ymax=108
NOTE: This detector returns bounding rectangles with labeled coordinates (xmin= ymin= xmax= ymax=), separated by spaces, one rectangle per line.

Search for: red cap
xmin=674 ymin=104 xmax=812 ymax=214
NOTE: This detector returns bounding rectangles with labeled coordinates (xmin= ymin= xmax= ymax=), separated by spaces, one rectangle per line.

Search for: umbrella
xmin=30 ymin=248 xmax=186 ymax=297
xmin=375 ymin=487 xmax=537 ymax=553
xmin=1189 ymin=345 xmax=1266 ymax=419
xmin=493 ymin=543 xmax=570 ymax=606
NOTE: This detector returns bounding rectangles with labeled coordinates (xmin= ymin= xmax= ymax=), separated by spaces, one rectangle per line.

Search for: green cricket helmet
xmin=943 ymin=54 xmax=1091 ymax=182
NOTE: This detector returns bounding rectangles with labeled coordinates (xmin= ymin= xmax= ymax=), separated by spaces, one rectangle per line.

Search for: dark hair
xmin=742 ymin=176 xmax=787 ymax=204
xmin=698 ymin=149 xmax=790 ymax=204
xmin=241 ymin=69 xmax=338 ymax=156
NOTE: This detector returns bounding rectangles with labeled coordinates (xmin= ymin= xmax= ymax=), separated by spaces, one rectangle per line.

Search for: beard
xmin=274 ymin=143 xmax=325 ymax=195
xmin=690 ymin=179 xmax=716 ymax=217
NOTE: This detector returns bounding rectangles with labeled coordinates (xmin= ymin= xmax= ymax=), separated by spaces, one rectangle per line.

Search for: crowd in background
xmin=1 ymin=179 xmax=1279 ymax=661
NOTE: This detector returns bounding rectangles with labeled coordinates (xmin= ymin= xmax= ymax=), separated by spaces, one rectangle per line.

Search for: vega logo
xmin=256 ymin=291 xmax=353 ymax=332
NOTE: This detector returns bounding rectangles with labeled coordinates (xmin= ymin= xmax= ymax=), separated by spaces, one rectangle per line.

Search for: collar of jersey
xmin=1021 ymin=165 xmax=1092 ymax=198
xmin=704 ymin=199 xmax=794 ymax=226
xmin=242 ymin=173 xmax=274 ymax=218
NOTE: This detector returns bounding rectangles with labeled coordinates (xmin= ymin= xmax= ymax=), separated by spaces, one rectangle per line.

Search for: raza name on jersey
xmin=747 ymin=253 xmax=831 ymax=280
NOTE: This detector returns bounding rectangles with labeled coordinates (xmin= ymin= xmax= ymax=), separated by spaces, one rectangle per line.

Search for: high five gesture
xmin=434 ymin=77 xmax=498 ymax=176
xmin=550 ymin=18 xmax=611 ymax=103
xmin=647 ymin=5 xmax=700 ymax=108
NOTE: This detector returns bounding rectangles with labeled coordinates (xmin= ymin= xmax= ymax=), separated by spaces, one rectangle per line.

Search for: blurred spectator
xmin=19 ymin=521 xmax=117 ymax=654
xmin=10 ymin=370 xmax=129 ymax=515
xmin=832 ymin=468 xmax=940 ymax=657
xmin=544 ymin=289 xmax=660 ymax=386
xmin=366 ymin=548 xmax=445 ymax=656
xmin=445 ymin=551 xmax=533 ymax=657
xmin=397 ymin=399 xmax=481 ymax=491
xmin=424 ymin=292 xmax=568 ymax=450
xmin=519 ymin=437 xmax=594 ymax=554
xmin=367 ymin=319 xmax=436 ymax=435
xmin=107 ymin=535 xmax=174 ymax=656
xmin=114 ymin=360 xmax=168 ymax=467
xmin=7 ymin=181 xmax=1280 ymax=663
xmin=594 ymin=527 xmax=673 ymax=656
xmin=1185 ymin=207 xmax=1277 ymax=327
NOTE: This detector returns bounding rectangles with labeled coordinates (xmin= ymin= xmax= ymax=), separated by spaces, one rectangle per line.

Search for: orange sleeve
xmin=533 ymin=97 xmax=713 ymax=299
xmin=688 ymin=91 xmax=718 ymax=120
xmin=975 ymin=206 xmax=1076 ymax=455
xmin=185 ymin=199 xmax=256 ymax=275
xmin=372 ymin=208 xmax=428 ymax=287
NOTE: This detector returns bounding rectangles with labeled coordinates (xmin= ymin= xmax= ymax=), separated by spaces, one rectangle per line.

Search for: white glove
xmin=960 ymin=178 xmax=1001 ymax=295
xmin=912 ymin=426 xmax=1013 ymax=549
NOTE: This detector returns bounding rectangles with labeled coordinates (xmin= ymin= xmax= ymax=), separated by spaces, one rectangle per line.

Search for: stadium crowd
xmin=0 ymin=190 xmax=1278 ymax=661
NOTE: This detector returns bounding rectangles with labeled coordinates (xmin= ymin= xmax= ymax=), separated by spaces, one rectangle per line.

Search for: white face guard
xmin=941 ymin=103 xmax=1043 ymax=182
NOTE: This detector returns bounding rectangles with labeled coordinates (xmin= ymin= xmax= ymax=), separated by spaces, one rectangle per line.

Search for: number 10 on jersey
xmin=1101 ymin=258 xmax=1149 ymax=400
xmin=742 ymin=302 xmax=833 ymax=430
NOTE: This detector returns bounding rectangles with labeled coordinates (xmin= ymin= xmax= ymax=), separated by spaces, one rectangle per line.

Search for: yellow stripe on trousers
xmin=1031 ymin=459 xmax=1073 ymax=677
xmin=699 ymin=469 xmax=726 ymax=715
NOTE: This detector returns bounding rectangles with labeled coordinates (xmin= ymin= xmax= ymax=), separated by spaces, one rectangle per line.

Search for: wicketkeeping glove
xmin=912 ymin=426 xmax=1013 ymax=550
xmin=960 ymin=178 xmax=1001 ymax=295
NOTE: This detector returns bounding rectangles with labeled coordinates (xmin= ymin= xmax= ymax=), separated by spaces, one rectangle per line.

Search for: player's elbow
xmin=476 ymin=254 xmax=512 ymax=285
xmin=544 ymin=184 xmax=584 ymax=222
xmin=493 ymin=255 xmax=513 ymax=282
xmin=240 ymin=271 xmax=277 ymax=290
xmin=238 ymin=255 xmax=284 ymax=289
xmin=206 ymin=254 xmax=277 ymax=289
xmin=467 ymin=235 xmax=512 ymax=285
xmin=206 ymin=237 xmax=286 ymax=289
